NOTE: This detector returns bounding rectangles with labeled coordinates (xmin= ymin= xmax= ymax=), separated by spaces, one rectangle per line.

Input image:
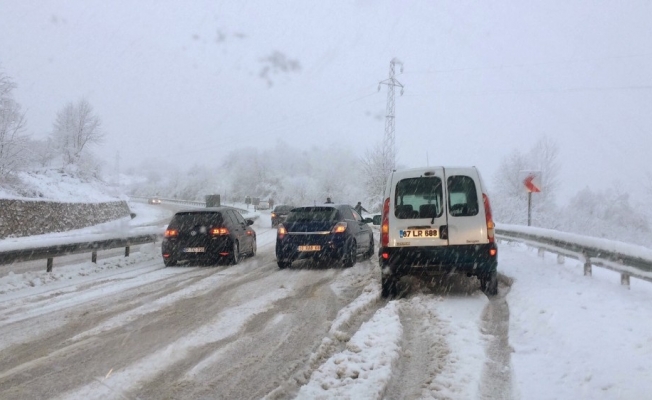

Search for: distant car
xmin=271 ymin=205 xmax=294 ymax=227
xmin=275 ymin=204 xmax=375 ymax=269
xmin=148 ymin=197 xmax=161 ymax=204
xmin=162 ymin=207 xmax=256 ymax=267
xmin=256 ymin=200 xmax=270 ymax=210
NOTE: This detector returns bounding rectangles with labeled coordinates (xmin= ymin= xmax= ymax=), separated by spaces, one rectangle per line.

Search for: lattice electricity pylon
xmin=378 ymin=58 xmax=404 ymax=174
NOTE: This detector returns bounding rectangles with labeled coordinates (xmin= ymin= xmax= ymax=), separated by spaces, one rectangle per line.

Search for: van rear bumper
xmin=379 ymin=243 xmax=497 ymax=277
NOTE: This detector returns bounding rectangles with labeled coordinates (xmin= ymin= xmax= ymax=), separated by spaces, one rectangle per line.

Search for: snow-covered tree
xmin=0 ymin=71 xmax=28 ymax=179
xmin=51 ymin=99 xmax=104 ymax=173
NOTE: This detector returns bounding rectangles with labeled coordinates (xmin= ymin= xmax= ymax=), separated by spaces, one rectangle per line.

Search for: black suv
xmin=162 ymin=207 xmax=256 ymax=266
xmin=275 ymin=204 xmax=375 ymax=269
xmin=271 ymin=204 xmax=294 ymax=227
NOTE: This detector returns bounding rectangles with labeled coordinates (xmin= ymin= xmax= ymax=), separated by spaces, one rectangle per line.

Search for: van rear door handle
xmin=439 ymin=225 xmax=448 ymax=240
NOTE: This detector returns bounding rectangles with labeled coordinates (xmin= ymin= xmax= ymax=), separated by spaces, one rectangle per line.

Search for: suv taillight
xmin=164 ymin=229 xmax=178 ymax=238
xmin=277 ymin=224 xmax=287 ymax=239
xmin=381 ymin=197 xmax=390 ymax=247
xmin=483 ymin=193 xmax=495 ymax=243
xmin=331 ymin=222 xmax=347 ymax=233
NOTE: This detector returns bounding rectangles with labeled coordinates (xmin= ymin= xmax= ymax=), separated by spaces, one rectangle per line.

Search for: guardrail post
xmin=538 ymin=248 xmax=545 ymax=258
xmin=557 ymin=254 xmax=565 ymax=264
xmin=125 ymin=246 xmax=130 ymax=257
xmin=47 ymin=257 xmax=53 ymax=272
xmin=583 ymin=252 xmax=592 ymax=276
xmin=621 ymin=273 xmax=631 ymax=288
xmin=92 ymin=251 xmax=97 ymax=263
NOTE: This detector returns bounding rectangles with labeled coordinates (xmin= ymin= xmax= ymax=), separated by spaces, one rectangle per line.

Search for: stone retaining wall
xmin=0 ymin=200 xmax=131 ymax=239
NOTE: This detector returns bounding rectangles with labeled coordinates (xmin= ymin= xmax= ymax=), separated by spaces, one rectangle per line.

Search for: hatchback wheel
xmin=343 ymin=240 xmax=357 ymax=268
xmin=364 ymin=235 xmax=375 ymax=259
xmin=249 ymin=237 xmax=257 ymax=257
xmin=230 ymin=241 xmax=240 ymax=265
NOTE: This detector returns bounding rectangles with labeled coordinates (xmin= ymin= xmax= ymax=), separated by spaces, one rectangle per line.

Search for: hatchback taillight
xmin=381 ymin=197 xmax=390 ymax=247
xmin=210 ymin=227 xmax=229 ymax=236
xmin=483 ymin=193 xmax=495 ymax=243
xmin=164 ymin=229 xmax=178 ymax=238
xmin=331 ymin=222 xmax=347 ymax=233
xmin=278 ymin=224 xmax=287 ymax=239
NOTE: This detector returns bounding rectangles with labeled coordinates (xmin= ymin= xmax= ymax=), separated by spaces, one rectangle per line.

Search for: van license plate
xmin=399 ymin=229 xmax=438 ymax=238
xmin=183 ymin=247 xmax=205 ymax=253
xmin=298 ymin=245 xmax=321 ymax=251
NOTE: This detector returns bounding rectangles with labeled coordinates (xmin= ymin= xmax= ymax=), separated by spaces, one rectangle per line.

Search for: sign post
xmin=519 ymin=171 xmax=542 ymax=226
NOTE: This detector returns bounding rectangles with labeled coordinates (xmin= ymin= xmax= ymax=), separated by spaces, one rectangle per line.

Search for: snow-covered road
xmin=1 ymin=209 xmax=651 ymax=399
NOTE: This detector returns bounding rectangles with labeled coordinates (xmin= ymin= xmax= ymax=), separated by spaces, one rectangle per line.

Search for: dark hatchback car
xmin=162 ymin=207 xmax=256 ymax=267
xmin=271 ymin=204 xmax=294 ymax=227
xmin=275 ymin=204 xmax=375 ymax=269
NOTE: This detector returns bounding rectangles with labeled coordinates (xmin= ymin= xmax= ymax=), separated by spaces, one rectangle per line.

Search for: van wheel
xmin=480 ymin=271 xmax=498 ymax=296
xmin=381 ymin=275 xmax=398 ymax=298
xmin=343 ymin=240 xmax=357 ymax=268
xmin=230 ymin=241 xmax=240 ymax=265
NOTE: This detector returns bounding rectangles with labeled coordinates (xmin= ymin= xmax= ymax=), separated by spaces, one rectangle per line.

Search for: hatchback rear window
xmin=286 ymin=207 xmax=339 ymax=222
xmin=394 ymin=177 xmax=443 ymax=219
xmin=447 ymin=175 xmax=479 ymax=216
xmin=169 ymin=212 xmax=223 ymax=229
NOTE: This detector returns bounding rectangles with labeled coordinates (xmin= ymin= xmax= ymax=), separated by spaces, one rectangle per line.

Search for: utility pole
xmin=378 ymin=58 xmax=404 ymax=175
xmin=115 ymin=151 xmax=120 ymax=186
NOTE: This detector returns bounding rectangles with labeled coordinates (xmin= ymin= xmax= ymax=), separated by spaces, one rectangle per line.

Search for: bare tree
xmin=52 ymin=99 xmax=104 ymax=167
xmin=0 ymin=71 xmax=28 ymax=179
xmin=361 ymin=141 xmax=394 ymax=211
xmin=491 ymin=135 xmax=561 ymax=226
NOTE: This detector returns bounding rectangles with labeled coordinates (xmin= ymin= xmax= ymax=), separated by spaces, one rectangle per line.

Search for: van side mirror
xmin=363 ymin=217 xmax=373 ymax=224
xmin=372 ymin=215 xmax=381 ymax=225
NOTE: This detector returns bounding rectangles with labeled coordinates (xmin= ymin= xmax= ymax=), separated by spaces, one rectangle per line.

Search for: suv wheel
xmin=163 ymin=258 xmax=177 ymax=267
xmin=230 ymin=241 xmax=240 ymax=265
xmin=278 ymin=261 xmax=291 ymax=269
xmin=480 ymin=270 xmax=498 ymax=296
xmin=343 ymin=240 xmax=357 ymax=268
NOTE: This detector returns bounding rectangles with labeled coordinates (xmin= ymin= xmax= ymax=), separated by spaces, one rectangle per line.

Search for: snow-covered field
xmin=1 ymin=207 xmax=651 ymax=399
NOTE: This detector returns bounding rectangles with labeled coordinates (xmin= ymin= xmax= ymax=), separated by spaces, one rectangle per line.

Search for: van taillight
xmin=483 ymin=193 xmax=495 ymax=243
xmin=278 ymin=224 xmax=287 ymax=239
xmin=210 ymin=227 xmax=229 ymax=236
xmin=164 ymin=229 xmax=178 ymax=238
xmin=381 ymin=197 xmax=390 ymax=247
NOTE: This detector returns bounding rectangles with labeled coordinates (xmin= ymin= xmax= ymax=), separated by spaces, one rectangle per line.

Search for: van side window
xmin=394 ymin=177 xmax=443 ymax=219
xmin=447 ymin=175 xmax=479 ymax=217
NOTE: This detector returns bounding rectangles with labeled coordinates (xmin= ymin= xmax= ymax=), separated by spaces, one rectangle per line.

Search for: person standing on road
xmin=354 ymin=201 xmax=368 ymax=215
xmin=325 ymin=197 xmax=333 ymax=204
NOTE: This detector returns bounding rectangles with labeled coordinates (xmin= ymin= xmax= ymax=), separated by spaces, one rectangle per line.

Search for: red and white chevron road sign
xmin=520 ymin=171 xmax=542 ymax=193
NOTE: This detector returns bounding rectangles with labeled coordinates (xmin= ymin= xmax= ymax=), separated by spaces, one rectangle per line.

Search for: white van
xmin=379 ymin=166 xmax=498 ymax=297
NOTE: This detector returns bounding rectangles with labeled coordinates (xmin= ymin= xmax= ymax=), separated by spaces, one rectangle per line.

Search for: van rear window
xmin=447 ymin=175 xmax=479 ymax=216
xmin=394 ymin=177 xmax=443 ymax=219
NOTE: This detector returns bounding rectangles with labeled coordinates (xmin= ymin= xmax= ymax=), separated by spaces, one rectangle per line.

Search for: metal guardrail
xmin=496 ymin=225 xmax=652 ymax=288
xmin=0 ymin=233 xmax=159 ymax=272
xmin=129 ymin=196 xmax=253 ymax=216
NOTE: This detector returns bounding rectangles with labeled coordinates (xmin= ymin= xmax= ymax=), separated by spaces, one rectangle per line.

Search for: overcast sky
xmin=1 ymin=0 xmax=651 ymax=203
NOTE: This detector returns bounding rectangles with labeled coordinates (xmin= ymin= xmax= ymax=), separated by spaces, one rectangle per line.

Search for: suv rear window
xmin=169 ymin=212 xmax=223 ymax=229
xmin=286 ymin=207 xmax=339 ymax=222
xmin=274 ymin=205 xmax=293 ymax=213
xmin=394 ymin=177 xmax=443 ymax=219
xmin=447 ymin=175 xmax=479 ymax=216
